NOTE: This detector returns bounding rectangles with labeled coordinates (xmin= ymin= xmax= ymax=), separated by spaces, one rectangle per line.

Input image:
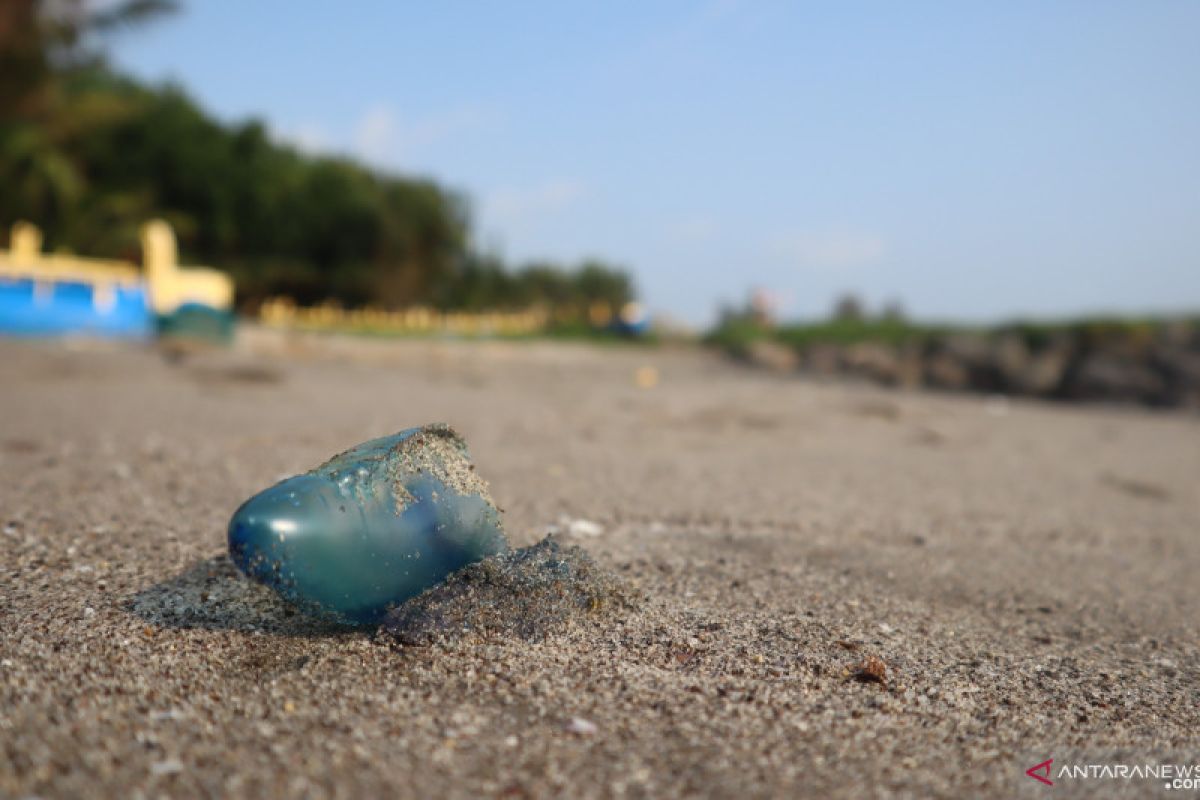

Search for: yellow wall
xmin=139 ymin=220 xmax=234 ymax=315
xmin=0 ymin=221 xmax=143 ymax=288
xmin=259 ymin=297 xmax=550 ymax=336
xmin=0 ymin=220 xmax=234 ymax=316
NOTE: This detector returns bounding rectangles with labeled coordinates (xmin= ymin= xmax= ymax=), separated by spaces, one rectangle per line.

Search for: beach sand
xmin=2 ymin=330 xmax=1198 ymax=798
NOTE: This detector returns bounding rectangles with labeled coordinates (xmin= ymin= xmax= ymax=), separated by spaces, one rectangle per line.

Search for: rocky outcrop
xmin=730 ymin=321 xmax=1200 ymax=410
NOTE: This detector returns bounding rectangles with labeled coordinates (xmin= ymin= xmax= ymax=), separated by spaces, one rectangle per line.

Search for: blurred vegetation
xmin=706 ymin=293 xmax=940 ymax=354
xmin=0 ymin=0 xmax=636 ymax=317
xmin=705 ymin=315 xmax=946 ymax=357
xmin=707 ymin=291 xmax=1199 ymax=355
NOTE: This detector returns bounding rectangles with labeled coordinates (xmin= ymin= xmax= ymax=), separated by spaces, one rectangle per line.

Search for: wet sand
xmin=2 ymin=330 xmax=1199 ymax=798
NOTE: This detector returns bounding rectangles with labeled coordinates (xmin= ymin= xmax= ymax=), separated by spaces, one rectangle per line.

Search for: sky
xmin=108 ymin=0 xmax=1200 ymax=325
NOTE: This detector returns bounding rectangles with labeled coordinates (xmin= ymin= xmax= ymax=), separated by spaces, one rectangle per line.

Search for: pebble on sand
xmin=565 ymin=717 xmax=598 ymax=736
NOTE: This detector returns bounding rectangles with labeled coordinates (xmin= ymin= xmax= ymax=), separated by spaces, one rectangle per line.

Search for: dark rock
xmin=801 ymin=343 xmax=843 ymax=376
xmin=843 ymin=342 xmax=903 ymax=386
xmin=1060 ymin=353 xmax=1167 ymax=405
xmin=924 ymin=335 xmax=999 ymax=392
xmin=1150 ymin=347 xmax=1200 ymax=408
xmin=991 ymin=335 xmax=1031 ymax=391
xmin=381 ymin=537 xmax=636 ymax=646
xmin=728 ymin=319 xmax=1200 ymax=409
xmin=1158 ymin=320 xmax=1197 ymax=349
xmin=743 ymin=339 xmax=799 ymax=373
xmin=1004 ymin=337 xmax=1071 ymax=397
xmin=1015 ymin=350 xmax=1070 ymax=397
xmin=937 ymin=334 xmax=992 ymax=365
xmin=923 ymin=352 xmax=971 ymax=391
xmin=895 ymin=343 xmax=925 ymax=388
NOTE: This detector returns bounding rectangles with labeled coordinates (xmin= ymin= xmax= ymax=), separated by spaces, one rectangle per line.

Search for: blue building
xmin=0 ymin=221 xmax=233 ymax=340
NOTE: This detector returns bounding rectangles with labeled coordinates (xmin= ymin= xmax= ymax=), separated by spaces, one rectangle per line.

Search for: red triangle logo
xmin=1026 ymin=758 xmax=1054 ymax=786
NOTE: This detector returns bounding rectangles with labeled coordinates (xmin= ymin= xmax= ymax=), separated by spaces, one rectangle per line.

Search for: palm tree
xmin=0 ymin=0 xmax=177 ymax=245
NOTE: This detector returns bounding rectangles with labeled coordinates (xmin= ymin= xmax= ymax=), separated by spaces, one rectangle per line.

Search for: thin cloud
xmin=773 ymin=229 xmax=885 ymax=270
xmin=666 ymin=215 xmax=719 ymax=245
xmin=484 ymin=180 xmax=587 ymax=228
xmin=352 ymin=103 xmax=496 ymax=166
xmin=602 ymin=0 xmax=760 ymax=80
xmin=271 ymin=122 xmax=330 ymax=155
xmin=354 ymin=106 xmax=397 ymax=162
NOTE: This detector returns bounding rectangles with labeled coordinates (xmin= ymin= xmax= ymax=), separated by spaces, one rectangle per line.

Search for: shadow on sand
xmin=127 ymin=555 xmax=357 ymax=638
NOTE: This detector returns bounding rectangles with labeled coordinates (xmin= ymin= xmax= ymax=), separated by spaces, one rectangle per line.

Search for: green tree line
xmin=0 ymin=0 xmax=636 ymax=315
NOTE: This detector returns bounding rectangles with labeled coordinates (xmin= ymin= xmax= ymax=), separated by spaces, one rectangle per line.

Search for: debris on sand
xmin=381 ymin=536 xmax=635 ymax=646
xmin=564 ymin=717 xmax=599 ymax=736
xmin=848 ymin=655 xmax=888 ymax=686
xmin=544 ymin=516 xmax=605 ymax=537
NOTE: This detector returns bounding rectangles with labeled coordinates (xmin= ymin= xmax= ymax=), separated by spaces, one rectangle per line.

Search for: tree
xmin=832 ymin=292 xmax=865 ymax=322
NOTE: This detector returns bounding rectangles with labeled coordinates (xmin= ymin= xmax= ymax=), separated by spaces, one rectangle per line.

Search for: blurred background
xmin=2 ymin=0 xmax=1198 ymax=406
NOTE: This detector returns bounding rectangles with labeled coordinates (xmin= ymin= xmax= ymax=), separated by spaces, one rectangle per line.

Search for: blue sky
xmin=110 ymin=1 xmax=1199 ymax=324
